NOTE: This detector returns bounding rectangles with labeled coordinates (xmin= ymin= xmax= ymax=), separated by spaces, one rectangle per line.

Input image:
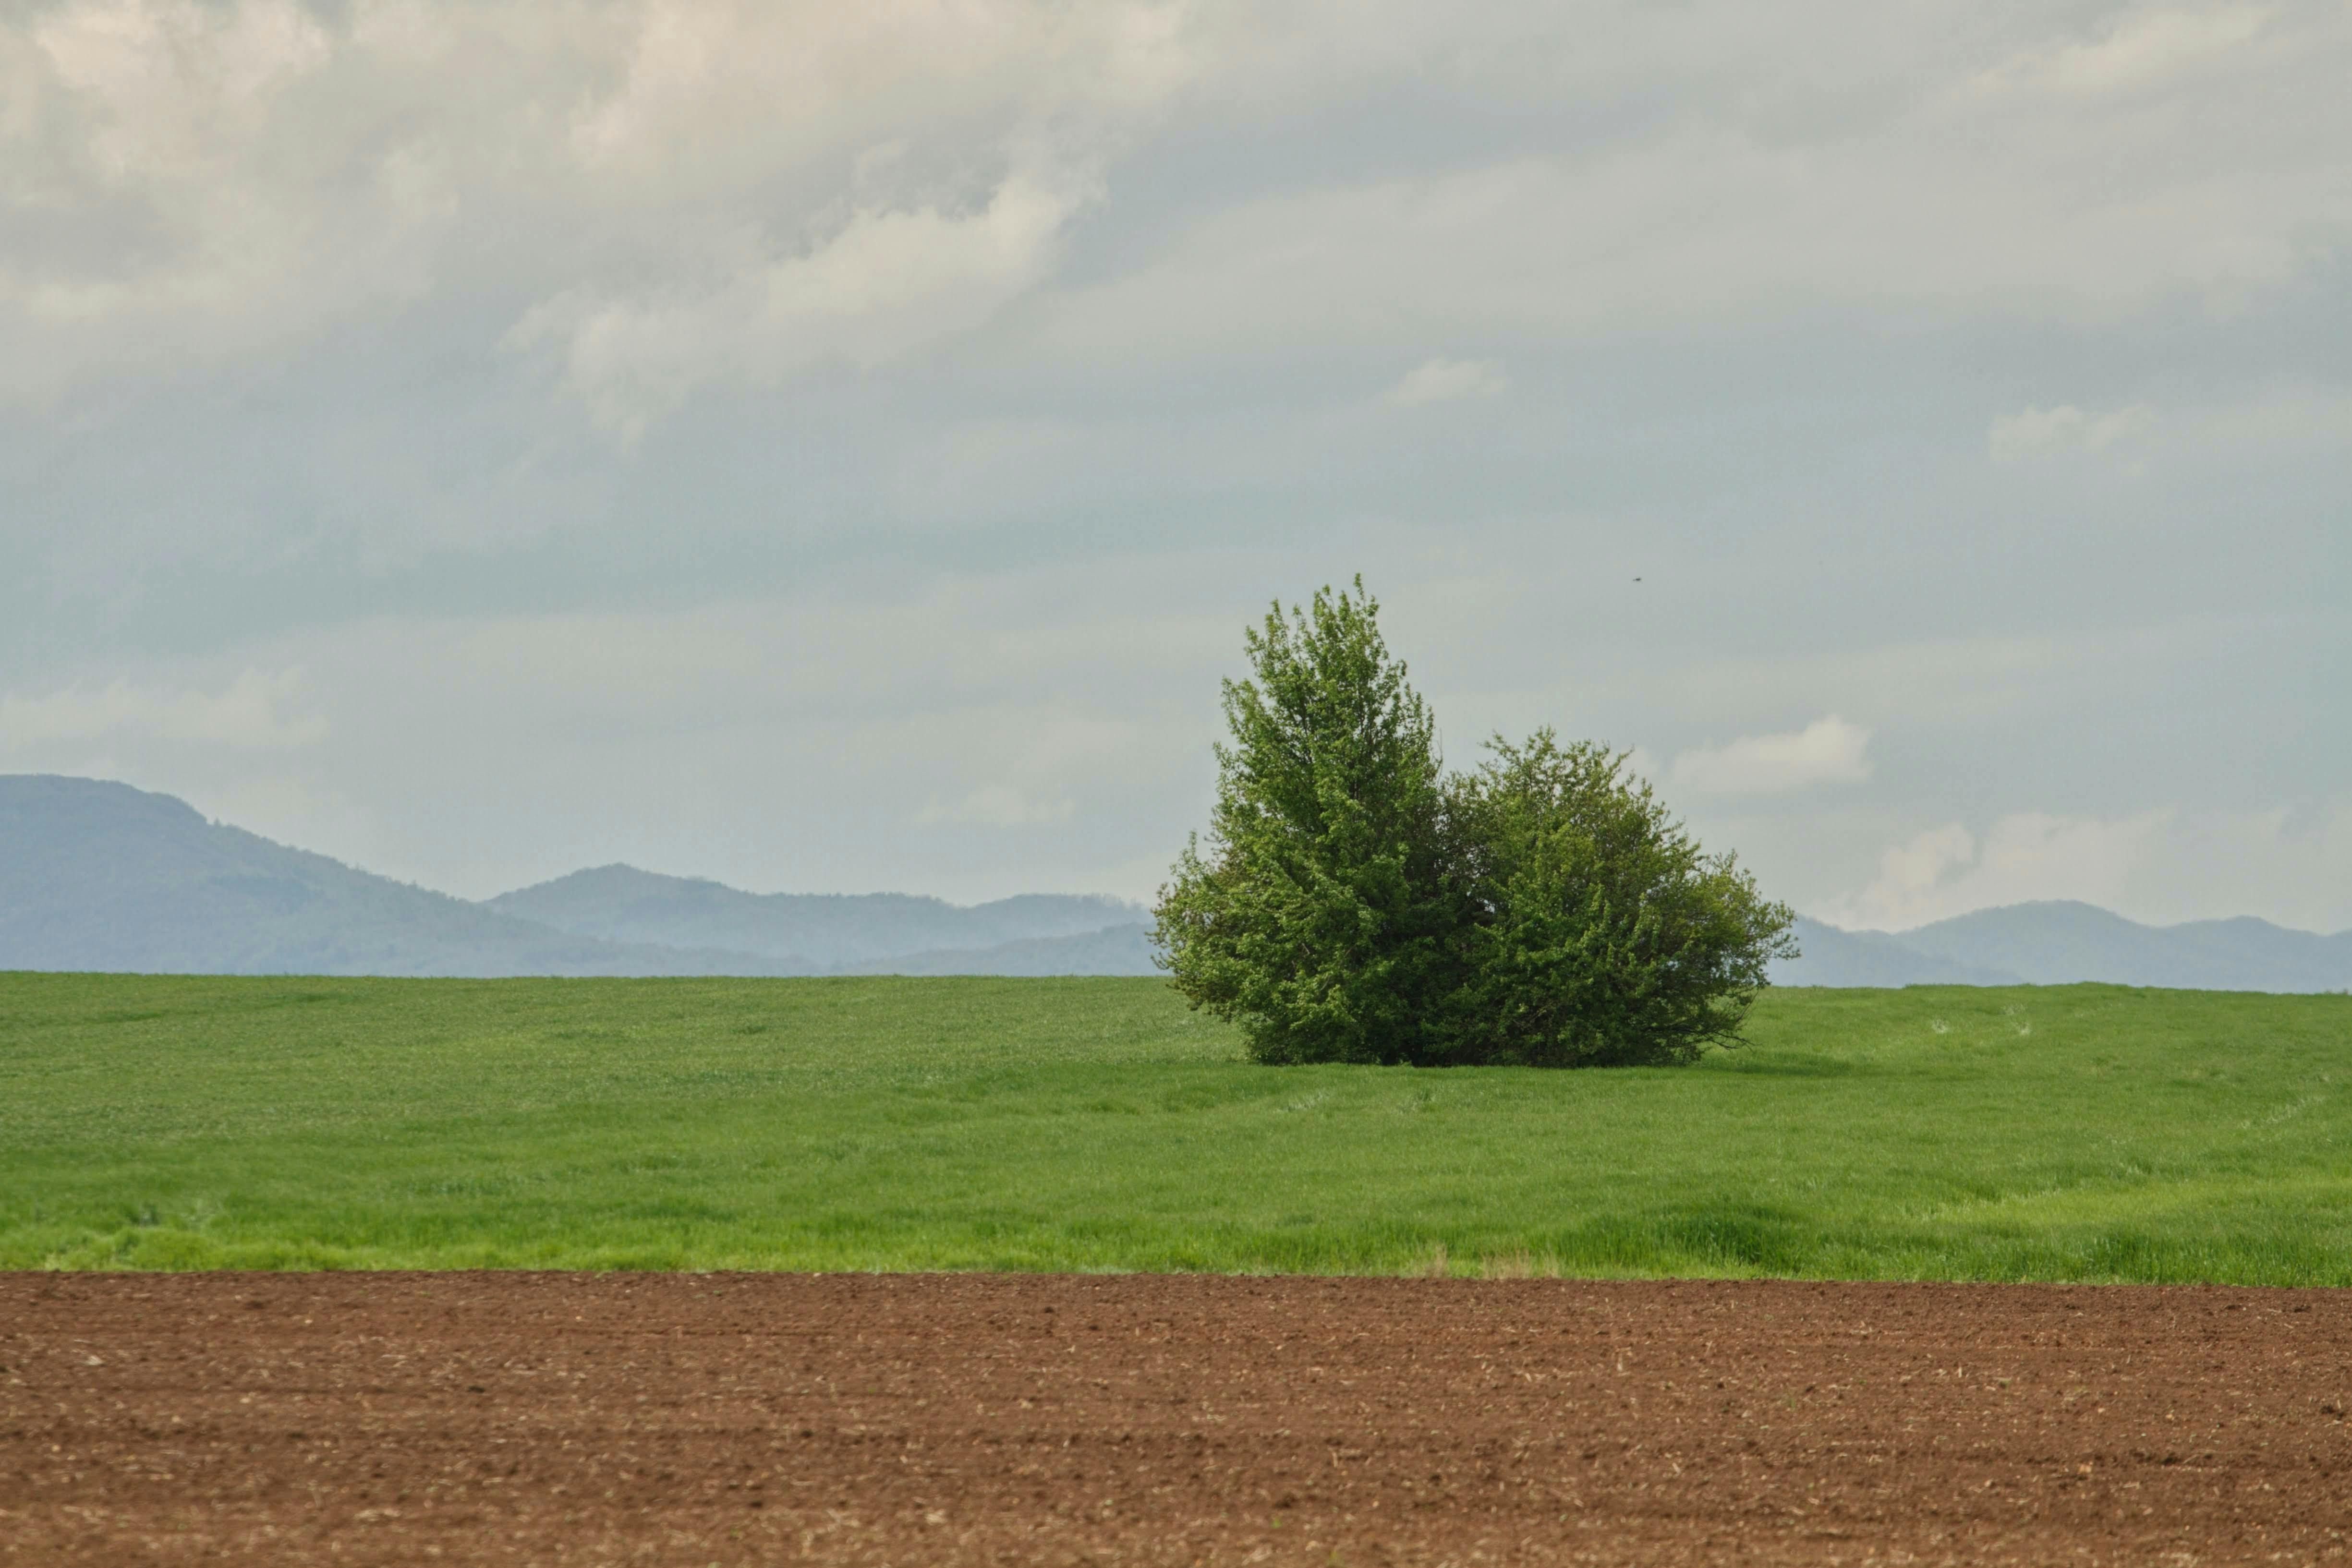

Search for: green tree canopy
xmin=1152 ymin=579 xmax=1461 ymax=1064
xmin=1154 ymin=580 xmax=1797 ymax=1067
xmin=1441 ymin=730 xmax=1797 ymax=1066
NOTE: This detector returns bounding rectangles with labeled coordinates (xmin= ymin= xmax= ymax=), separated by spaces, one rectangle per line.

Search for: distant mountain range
xmin=1775 ymin=907 xmax=2352 ymax=992
xmin=2 ymin=774 xmax=2346 ymax=989
xmin=0 ymin=776 xmax=1152 ymax=978
xmin=485 ymin=863 xmax=1140 ymax=971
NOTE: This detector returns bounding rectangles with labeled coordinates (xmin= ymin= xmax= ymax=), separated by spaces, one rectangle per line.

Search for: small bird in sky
xmin=1633 ymin=576 xmax=1642 ymax=582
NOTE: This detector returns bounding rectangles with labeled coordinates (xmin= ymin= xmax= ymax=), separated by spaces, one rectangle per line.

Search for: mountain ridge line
xmin=2 ymin=773 xmax=2343 ymax=989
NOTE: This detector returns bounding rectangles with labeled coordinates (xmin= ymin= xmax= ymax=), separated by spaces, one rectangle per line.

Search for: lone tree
xmin=1153 ymin=579 xmax=1461 ymax=1064
xmin=1154 ymin=580 xmax=1797 ymax=1067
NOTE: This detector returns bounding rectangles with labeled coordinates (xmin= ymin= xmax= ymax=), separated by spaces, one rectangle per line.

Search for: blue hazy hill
xmin=0 ymin=774 xmax=780 ymax=977
xmin=1774 ymin=902 xmax=2351 ymax=992
xmin=0 ymin=774 xmax=1150 ymax=977
xmin=6 ymin=775 xmax=2342 ymax=987
xmin=485 ymin=862 xmax=1143 ymax=970
xmin=1888 ymin=900 xmax=2352 ymax=991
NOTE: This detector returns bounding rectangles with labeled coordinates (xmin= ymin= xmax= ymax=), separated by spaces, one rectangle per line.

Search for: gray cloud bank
xmin=2 ymin=0 xmax=2346 ymax=927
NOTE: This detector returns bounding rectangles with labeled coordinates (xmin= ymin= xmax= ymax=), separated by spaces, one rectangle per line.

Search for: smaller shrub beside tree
xmin=1154 ymin=579 xmax=1797 ymax=1067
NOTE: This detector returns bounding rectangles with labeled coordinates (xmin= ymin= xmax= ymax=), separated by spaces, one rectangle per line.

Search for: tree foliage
xmin=1152 ymin=579 xmax=1460 ymax=1064
xmin=1154 ymin=580 xmax=1798 ymax=1067
xmin=1440 ymin=731 xmax=1796 ymax=1066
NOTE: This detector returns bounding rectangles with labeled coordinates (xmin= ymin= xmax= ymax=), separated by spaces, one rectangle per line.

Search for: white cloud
xmin=1822 ymin=810 xmax=2172 ymax=930
xmin=0 ymin=668 xmax=326 ymax=750
xmin=1386 ymin=357 xmax=1508 ymax=407
xmin=2118 ymin=799 xmax=2352 ymax=932
xmin=8 ymin=1 xmax=2347 ymax=408
xmin=1988 ymin=402 xmax=2156 ymax=462
xmin=1976 ymin=6 xmax=2273 ymax=97
xmin=1668 ymin=715 xmax=1871 ymax=796
xmin=1817 ymin=802 xmax=2352 ymax=934
xmin=1980 ymin=386 xmax=2352 ymax=467
xmin=32 ymin=0 xmax=331 ymax=173
xmin=0 ymin=0 xmax=444 ymax=397
xmin=1038 ymin=26 xmax=2352 ymax=363
xmin=0 ymin=0 xmax=1202 ymax=406
xmin=514 ymin=160 xmax=1097 ymax=436
xmin=562 ymin=0 xmax=1198 ymax=179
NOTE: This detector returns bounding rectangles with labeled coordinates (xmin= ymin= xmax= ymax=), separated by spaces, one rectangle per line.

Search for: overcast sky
xmin=3 ymin=0 xmax=2347 ymax=930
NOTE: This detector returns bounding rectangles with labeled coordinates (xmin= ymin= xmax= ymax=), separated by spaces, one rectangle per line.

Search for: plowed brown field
xmin=4 ymin=1272 xmax=2348 ymax=1566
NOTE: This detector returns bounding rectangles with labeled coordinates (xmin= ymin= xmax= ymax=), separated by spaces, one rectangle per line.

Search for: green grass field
xmin=3 ymin=973 xmax=2348 ymax=1282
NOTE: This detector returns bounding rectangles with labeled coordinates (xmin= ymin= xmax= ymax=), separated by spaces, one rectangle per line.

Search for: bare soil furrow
xmin=3 ymin=1273 xmax=2348 ymax=1565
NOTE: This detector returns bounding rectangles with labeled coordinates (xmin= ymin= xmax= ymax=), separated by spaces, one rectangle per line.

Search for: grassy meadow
xmin=2 ymin=973 xmax=2349 ymax=1282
